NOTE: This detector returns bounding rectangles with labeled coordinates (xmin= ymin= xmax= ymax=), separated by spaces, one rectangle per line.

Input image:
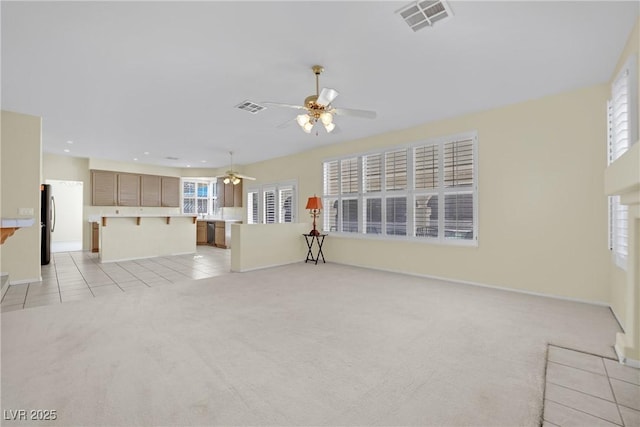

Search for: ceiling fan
xmin=264 ymin=65 xmax=377 ymax=134
xmin=215 ymin=151 xmax=255 ymax=185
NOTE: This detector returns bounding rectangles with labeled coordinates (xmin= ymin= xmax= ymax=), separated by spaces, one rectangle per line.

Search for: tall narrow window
xmin=278 ymin=186 xmax=294 ymax=223
xmin=247 ymin=191 xmax=258 ymax=224
xmin=263 ymin=188 xmax=276 ymax=224
xmin=607 ymin=55 xmax=637 ymax=269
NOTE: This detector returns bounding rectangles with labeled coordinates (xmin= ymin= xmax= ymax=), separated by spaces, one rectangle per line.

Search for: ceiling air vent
xmin=396 ymin=0 xmax=453 ymax=32
xmin=235 ymin=100 xmax=266 ymax=114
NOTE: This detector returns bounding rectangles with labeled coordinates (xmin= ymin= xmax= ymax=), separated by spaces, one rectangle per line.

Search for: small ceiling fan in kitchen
xmin=263 ymin=65 xmax=377 ymax=134
xmin=215 ymin=151 xmax=255 ymax=185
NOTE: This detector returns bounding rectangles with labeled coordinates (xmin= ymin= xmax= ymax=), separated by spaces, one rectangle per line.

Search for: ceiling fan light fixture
xmin=303 ymin=122 xmax=314 ymax=133
xmin=324 ymin=122 xmax=335 ymax=133
xmin=296 ymin=114 xmax=310 ymax=126
xmin=223 ymin=177 xmax=231 ymax=185
xmin=232 ymin=177 xmax=241 ymax=185
xmin=320 ymin=112 xmax=333 ymax=125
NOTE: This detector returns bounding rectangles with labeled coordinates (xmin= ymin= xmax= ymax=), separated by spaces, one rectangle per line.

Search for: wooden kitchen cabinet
xmin=216 ymin=181 xmax=243 ymax=208
xmin=196 ymin=221 xmax=208 ymax=245
xmin=141 ymin=175 xmax=161 ymax=207
xmin=91 ymin=170 xmax=117 ymax=206
xmin=161 ymin=177 xmax=180 ymax=207
xmin=214 ymin=221 xmax=226 ymax=248
xmin=117 ymin=173 xmax=141 ymax=206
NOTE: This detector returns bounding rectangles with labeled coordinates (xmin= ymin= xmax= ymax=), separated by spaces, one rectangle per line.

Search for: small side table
xmin=303 ymin=233 xmax=327 ymax=265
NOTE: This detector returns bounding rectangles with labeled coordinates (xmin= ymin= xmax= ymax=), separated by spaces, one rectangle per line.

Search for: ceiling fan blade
xmin=333 ymin=107 xmax=377 ymax=119
xmin=262 ymin=101 xmax=307 ymax=110
xmin=317 ymin=88 xmax=339 ymax=106
xmin=235 ymin=174 xmax=256 ymax=180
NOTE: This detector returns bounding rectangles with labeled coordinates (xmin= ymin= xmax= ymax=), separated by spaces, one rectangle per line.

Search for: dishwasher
xmin=207 ymin=222 xmax=215 ymax=245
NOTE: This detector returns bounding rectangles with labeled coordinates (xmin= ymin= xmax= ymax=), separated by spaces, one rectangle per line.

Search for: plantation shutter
xmin=278 ymin=186 xmax=294 ymax=223
xmin=385 ymin=149 xmax=407 ymax=191
xmin=341 ymin=158 xmax=358 ymax=194
xmin=263 ymin=188 xmax=276 ymax=224
xmin=247 ymin=191 xmax=258 ymax=224
xmin=363 ymin=153 xmax=382 ymax=192
xmin=607 ymin=62 xmax=634 ymax=268
xmin=324 ymin=161 xmax=339 ymax=196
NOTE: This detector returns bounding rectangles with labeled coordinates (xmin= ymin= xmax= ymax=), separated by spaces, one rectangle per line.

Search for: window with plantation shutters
xmin=263 ymin=188 xmax=276 ymax=224
xmin=247 ymin=191 xmax=258 ymax=224
xmin=385 ymin=149 xmax=407 ymax=191
xmin=363 ymin=154 xmax=382 ymax=193
xmin=607 ymin=55 xmax=637 ymax=270
xmin=324 ymin=161 xmax=339 ymax=196
xmin=181 ymin=179 xmax=216 ymax=215
xmin=247 ymin=180 xmax=297 ymax=225
xmin=322 ymin=131 xmax=477 ymax=244
xmin=341 ymin=158 xmax=358 ymax=194
xmin=278 ymin=186 xmax=294 ymax=223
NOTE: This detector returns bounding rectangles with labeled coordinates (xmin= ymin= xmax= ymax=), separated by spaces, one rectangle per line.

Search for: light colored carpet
xmin=1 ymin=262 xmax=619 ymax=426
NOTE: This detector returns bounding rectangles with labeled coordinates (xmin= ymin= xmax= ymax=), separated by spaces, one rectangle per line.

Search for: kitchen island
xmin=99 ymin=214 xmax=197 ymax=262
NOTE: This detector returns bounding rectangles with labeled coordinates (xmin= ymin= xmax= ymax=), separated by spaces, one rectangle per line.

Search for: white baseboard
xmin=614 ymin=344 xmax=640 ymax=368
xmin=8 ymin=276 xmax=41 ymax=285
xmin=232 ymin=259 xmax=306 ymax=273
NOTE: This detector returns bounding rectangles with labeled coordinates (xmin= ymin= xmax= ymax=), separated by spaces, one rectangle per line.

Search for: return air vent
xmin=235 ymin=100 xmax=266 ymax=114
xmin=396 ymin=0 xmax=453 ymax=32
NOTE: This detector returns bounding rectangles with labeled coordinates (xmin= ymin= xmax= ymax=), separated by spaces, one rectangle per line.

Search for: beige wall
xmin=1 ymin=111 xmax=42 ymax=283
xmin=242 ymin=84 xmax=611 ymax=303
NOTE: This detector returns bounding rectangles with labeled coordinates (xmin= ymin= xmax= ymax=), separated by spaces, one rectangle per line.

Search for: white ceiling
xmin=2 ymin=1 xmax=638 ymax=170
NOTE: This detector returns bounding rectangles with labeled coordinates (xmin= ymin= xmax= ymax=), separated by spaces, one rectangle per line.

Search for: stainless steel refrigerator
xmin=40 ymin=184 xmax=55 ymax=265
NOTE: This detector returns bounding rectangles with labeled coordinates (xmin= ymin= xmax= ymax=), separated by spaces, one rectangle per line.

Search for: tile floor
xmin=544 ymin=345 xmax=640 ymax=426
xmin=1 ymin=246 xmax=230 ymax=312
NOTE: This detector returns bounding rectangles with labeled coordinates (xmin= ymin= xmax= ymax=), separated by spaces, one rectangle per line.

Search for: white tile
xmin=543 ymin=400 xmax=620 ymax=427
xmin=548 ymin=347 xmax=607 ymax=375
xmin=619 ymin=406 xmax=640 ymax=427
xmin=603 ymin=358 xmax=640 ymax=386
xmin=610 ymin=378 xmax=640 ymax=411
xmin=546 ymin=362 xmax=614 ymax=401
xmin=544 ymin=383 xmax=622 ymax=425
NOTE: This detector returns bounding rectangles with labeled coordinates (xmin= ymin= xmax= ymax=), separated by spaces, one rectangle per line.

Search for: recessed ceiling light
xmin=63 ymin=149 xmax=70 ymax=153
xmin=133 ymin=158 xmax=138 ymax=161
xmin=186 ymin=165 xmax=191 ymax=168
xmin=144 ymin=152 xmax=150 ymax=155
xmin=201 ymin=160 xmax=207 ymax=163
xmin=66 ymin=140 xmax=73 ymax=144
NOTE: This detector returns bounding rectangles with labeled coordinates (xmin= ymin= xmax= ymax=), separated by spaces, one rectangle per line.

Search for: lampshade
xmin=232 ymin=177 xmax=241 ymax=185
xmin=324 ymin=122 xmax=335 ymax=133
xmin=320 ymin=112 xmax=333 ymax=125
xmin=305 ymin=196 xmax=323 ymax=210
xmin=296 ymin=114 xmax=310 ymax=126
xmin=303 ymin=122 xmax=313 ymax=133
xmin=223 ymin=177 xmax=230 ymax=185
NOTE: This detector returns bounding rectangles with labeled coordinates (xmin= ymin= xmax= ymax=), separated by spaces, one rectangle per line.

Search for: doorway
xmin=45 ymin=179 xmax=83 ymax=252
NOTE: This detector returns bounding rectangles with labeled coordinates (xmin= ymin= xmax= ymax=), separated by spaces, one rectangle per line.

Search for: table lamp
xmin=305 ymin=195 xmax=323 ymax=236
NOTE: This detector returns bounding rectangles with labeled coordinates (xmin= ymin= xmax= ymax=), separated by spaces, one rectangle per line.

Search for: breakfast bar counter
xmin=99 ymin=215 xmax=197 ymax=262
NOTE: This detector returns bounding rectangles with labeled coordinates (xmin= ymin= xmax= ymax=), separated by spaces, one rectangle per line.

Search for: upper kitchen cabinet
xmin=161 ymin=176 xmax=180 ymax=207
xmin=216 ymin=181 xmax=243 ymax=208
xmin=141 ymin=175 xmax=161 ymax=207
xmin=91 ymin=170 xmax=117 ymax=206
xmin=117 ymin=173 xmax=141 ymax=206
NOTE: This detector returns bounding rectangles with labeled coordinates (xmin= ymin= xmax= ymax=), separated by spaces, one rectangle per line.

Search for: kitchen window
xmin=322 ymin=131 xmax=478 ymax=245
xmin=181 ymin=179 xmax=217 ymax=215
